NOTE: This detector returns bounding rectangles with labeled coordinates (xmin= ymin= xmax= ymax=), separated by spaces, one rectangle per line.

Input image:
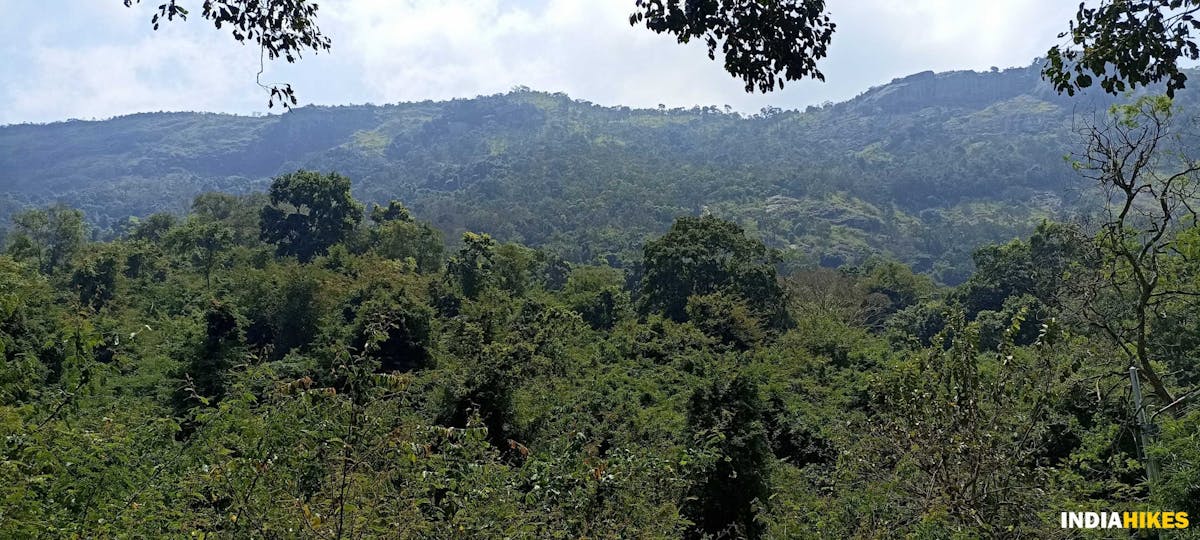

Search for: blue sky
xmin=0 ymin=0 xmax=1079 ymax=124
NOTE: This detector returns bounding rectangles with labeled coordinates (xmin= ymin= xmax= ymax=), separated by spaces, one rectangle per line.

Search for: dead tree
xmin=1071 ymin=95 xmax=1200 ymax=404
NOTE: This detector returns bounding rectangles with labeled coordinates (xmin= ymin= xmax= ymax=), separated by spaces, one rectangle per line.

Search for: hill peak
xmin=844 ymin=63 xmax=1057 ymax=114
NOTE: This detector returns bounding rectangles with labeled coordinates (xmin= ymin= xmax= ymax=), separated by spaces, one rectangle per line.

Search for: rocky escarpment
xmin=845 ymin=63 xmax=1092 ymax=114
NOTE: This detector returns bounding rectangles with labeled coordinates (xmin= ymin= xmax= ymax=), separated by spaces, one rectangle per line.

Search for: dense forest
xmin=2 ymin=95 xmax=1200 ymax=537
xmin=8 ymin=63 xmax=1200 ymax=284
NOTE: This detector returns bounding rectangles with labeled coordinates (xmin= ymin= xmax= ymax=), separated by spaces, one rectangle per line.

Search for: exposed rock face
xmin=846 ymin=63 xmax=1086 ymax=114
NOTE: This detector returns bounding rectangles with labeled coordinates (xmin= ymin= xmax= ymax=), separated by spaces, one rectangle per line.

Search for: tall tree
xmin=639 ymin=215 xmax=787 ymax=328
xmin=192 ymin=192 xmax=268 ymax=245
xmin=446 ymin=232 xmax=498 ymax=300
xmin=1068 ymin=96 xmax=1200 ymax=403
xmin=5 ymin=205 xmax=87 ymax=275
xmin=858 ymin=313 xmax=1074 ymax=535
xmin=685 ymin=372 xmax=771 ymax=539
xmin=166 ymin=219 xmax=235 ymax=287
xmin=365 ymin=201 xmax=444 ymax=273
xmin=181 ymin=300 xmax=244 ymax=408
xmin=260 ymin=170 xmax=363 ymax=263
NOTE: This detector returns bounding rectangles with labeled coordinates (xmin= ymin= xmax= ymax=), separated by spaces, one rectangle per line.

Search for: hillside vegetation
xmin=4 ymin=152 xmax=1200 ymax=535
xmin=4 ymin=65 xmax=1200 ymax=536
xmin=7 ymin=62 xmax=1192 ymax=283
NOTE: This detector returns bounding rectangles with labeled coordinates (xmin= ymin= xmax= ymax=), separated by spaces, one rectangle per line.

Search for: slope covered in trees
xmin=7 ymin=62 xmax=1196 ymax=283
xmin=3 ymin=159 xmax=1200 ymax=536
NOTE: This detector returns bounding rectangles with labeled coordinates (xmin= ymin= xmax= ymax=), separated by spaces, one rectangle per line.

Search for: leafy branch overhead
xmin=629 ymin=0 xmax=836 ymax=92
xmin=122 ymin=0 xmax=331 ymax=108
xmin=124 ymin=0 xmax=836 ymax=106
xmin=121 ymin=0 xmax=1200 ymax=106
xmin=1044 ymin=0 xmax=1200 ymax=97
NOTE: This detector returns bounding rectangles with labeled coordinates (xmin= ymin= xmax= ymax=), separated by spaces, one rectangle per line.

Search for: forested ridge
xmin=7 ymin=62 xmax=1198 ymax=284
xmin=5 ymin=57 xmax=1200 ymax=536
xmin=4 ymin=93 xmax=1200 ymax=536
xmin=9 ymin=0 xmax=1200 ymax=534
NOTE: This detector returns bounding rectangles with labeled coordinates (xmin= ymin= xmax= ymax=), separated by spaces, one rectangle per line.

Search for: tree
xmin=956 ymin=240 xmax=1035 ymax=316
xmin=685 ymin=292 xmax=765 ymax=351
xmin=1068 ymin=96 xmax=1200 ymax=404
xmin=0 ymin=258 xmax=55 ymax=405
xmin=260 ymin=170 xmax=363 ymax=263
xmin=630 ymin=0 xmax=835 ymax=92
xmin=5 ymin=205 xmax=87 ymax=275
xmin=125 ymin=212 xmax=178 ymax=242
xmin=192 ymin=191 xmax=268 ymax=244
xmin=563 ymin=265 xmax=630 ymax=330
xmin=165 ymin=219 xmax=235 ymax=287
xmin=492 ymin=243 xmax=538 ymax=296
xmin=70 ymin=249 xmax=122 ymax=311
xmin=369 ymin=200 xmax=413 ymax=224
xmin=783 ymin=268 xmax=888 ymax=327
xmin=351 ymin=292 xmax=433 ymax=374
xmin=237 ymin=263 xmax=326 ymax=358
xmin=191 ymin=192 xmax=244 ymax=221
xmin=639 ymin=215 xmax=787 ymax=328
xmin=364 ymin=201 xmax=444 ymax=273
xmin=446 ymin=232 xmax=498 ymax=300
xmin=857 ymin=259 xmax=935 ymax=318
xmin=685 ymin=372 xmax=771 ymax=539
xmin=855 ymin=314 xmax=1077 ymax=535
xmin=1045 ymin=0 xmax=1200 ymax=98
xmin=181 ymin=300 xmax=244 ymax=408
xmin=1027 ymin=221 xmax=1090 ymax=309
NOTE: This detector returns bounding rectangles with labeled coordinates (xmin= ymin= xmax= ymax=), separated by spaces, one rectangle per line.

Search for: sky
xmin=0 ymin=0 xmax=1080 ymax=125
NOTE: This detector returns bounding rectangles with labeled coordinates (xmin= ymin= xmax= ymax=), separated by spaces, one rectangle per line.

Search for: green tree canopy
xmin=639 ymin=215 xmax=787 ymax=328
xmin=364 ymin=200 xmax=443 ymax=273
xmin=1045 ymin=0 xmax=1200 ymax=97
xmin=630 ymin=0 xmax=835 ymax=92
xmin=166 ymin=218 xmax=235 ymax=287
xmin=5 ymin=205 xmax=87 ymax=275
xmin=447 ymin=232 xmax=498 ymax=300
xmin=685 ymin=371 xmax=771 ymax=539
xmin=260 ymin=170 xmax=363 ymax=263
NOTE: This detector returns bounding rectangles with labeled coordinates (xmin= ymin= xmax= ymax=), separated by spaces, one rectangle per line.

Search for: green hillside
xmin=6 ymin=58 xmax=1200 ymax=535
xmin=2 ymin=62 xmax=1190 ymax=282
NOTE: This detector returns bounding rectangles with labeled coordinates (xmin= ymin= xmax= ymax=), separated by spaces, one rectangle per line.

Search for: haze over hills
xmin=1 ymin=61 xmax=1189 ymax=283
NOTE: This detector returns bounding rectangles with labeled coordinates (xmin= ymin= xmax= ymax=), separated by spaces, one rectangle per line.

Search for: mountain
xmin=1 ymin=62 xmax=1187 ymax=283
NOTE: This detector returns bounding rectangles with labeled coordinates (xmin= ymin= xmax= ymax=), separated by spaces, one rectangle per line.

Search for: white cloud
xmin=5 ymin=37 xmax=257 ymax=123
xmin=319 ymin=0 xmax=1080 ymax=111
xmin=0 ymin=0 xmax=1088 ymax=123
xmin=321 ymin=0 xmax=792 ymax=109
xmin=0 ymin=1 xmax=270 ymax=124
